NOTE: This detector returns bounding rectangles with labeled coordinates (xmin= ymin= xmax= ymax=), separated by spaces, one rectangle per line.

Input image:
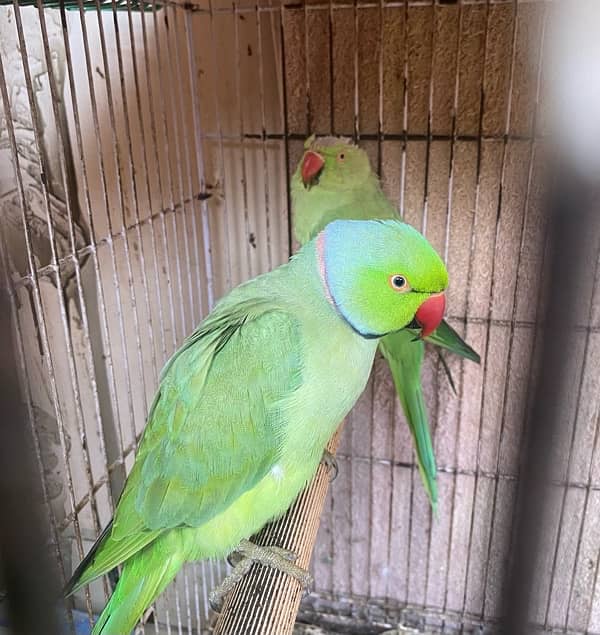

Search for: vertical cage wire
xmin=60 ymin=0 xmax=127 ymax=519
xmin=450 ymin=0 xmax=493 ymax=623
xmin=183 ymin=6 xmax=214 ymax=312
xmin=432 ymin=1 xmax=463 ymax=622
xmin=491 ymin=1 xmax=548 ymax=625
xmin=157 ymin=3 xmax=194 ymax=348
xmin=1 ymin=10 xmax=104 ymax=632
xmin=0 ymin=48 xmax=71 ymax=592
xmin=68 ymin=0 xmax=135 ymax=513
xmin=473 ymin=0 xmax=520 ymax=621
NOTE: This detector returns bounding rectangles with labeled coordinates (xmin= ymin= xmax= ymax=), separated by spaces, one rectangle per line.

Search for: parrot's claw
xmin=226 ymin=551 xmax=240 ymax=568
xmin=209 ymin=556 xmax=254 ymax=612
xmin=321 ymin=449 xmax=338 ymax=481
xmin=227 ymin=543 xmax=296 ymax=567
xmin=266 ymin=545 xmax=299 ymax=561
xmin=210 ymin=539 xmax=313 ymax=612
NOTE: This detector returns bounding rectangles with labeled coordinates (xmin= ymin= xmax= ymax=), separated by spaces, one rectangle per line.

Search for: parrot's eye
xmin=389 ymin=274 xmax=410 ymax=292
xmin=337 ymin=152 xmax=345 ymax=162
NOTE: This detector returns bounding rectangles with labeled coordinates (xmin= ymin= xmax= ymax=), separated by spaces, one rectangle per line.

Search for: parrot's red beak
xmin=415 ymin=292 xmax=446 ymax=338
xmin=301 ymin=150 xmax=325 ymax=189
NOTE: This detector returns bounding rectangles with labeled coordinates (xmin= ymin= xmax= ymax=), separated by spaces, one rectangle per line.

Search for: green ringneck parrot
xmin=291 ymin=136 xmax=480 ymax=509
xmin=65 ymin=219 xmax=448 ymax=634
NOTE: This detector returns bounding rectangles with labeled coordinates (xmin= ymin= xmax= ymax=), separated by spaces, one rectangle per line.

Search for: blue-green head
xmin=316 ymin=219 xmax=448 ymax=338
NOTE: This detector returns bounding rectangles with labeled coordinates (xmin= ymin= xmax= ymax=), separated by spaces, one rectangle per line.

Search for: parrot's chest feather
xmin=182 ymin=325 xmax=376 ymax=561
xmin=279 ymin=316 xmax=377 ymax=467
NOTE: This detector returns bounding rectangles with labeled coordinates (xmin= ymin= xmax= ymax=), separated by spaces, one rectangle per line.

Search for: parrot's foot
xmin=209 ymin=539 xmax=313 ymax=612
xmin=321 ymin=449 xmax=338 ymax=481
xmin=225 ymin=542 xmax=295 ymax=568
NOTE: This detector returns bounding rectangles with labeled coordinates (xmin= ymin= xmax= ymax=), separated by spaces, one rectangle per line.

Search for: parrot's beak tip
xmin=415 ymin=292 xmax=446 ymax=339
xmin=301 ymin=150 xmax=325 ymax=188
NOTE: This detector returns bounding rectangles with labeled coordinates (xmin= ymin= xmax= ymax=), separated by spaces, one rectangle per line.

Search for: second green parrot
xmin=291 ymin=136 xmax=480 ymax=509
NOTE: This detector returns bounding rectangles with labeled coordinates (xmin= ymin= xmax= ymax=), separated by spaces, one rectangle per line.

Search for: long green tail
xmin=380 ymin=320 xmax=479 ymax=509
xmin=379 ymin=331 xmax=438 ymax=509
xmin=91 ymin=539 xmax=185 ymax=635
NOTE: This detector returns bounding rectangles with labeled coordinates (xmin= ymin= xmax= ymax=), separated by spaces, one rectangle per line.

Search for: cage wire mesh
xmin=0 ymin=1 xmax=157 ymax=10
xmin=0 ymin=0 xmax=600 ymax=633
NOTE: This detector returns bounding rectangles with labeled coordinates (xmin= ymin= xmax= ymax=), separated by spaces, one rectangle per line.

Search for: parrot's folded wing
xmin=66 ymin=298 xmax=304 ymax=594
xmin=63 ymin=521 xmax=161 ymax=596
xmin=425 ymin=319 xmax=480 ymax=364
xmin=379 ymin=331 xmax=438 ymax=510
xmin=116 ymin=300 xmax=305 ymax=535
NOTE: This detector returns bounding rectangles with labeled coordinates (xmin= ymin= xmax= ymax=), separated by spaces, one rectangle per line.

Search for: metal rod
xmin=141 ymin=0 xmax=191 ymax=342
xmin=165 ymin=4 xmax=208 ymax=324
xmin=233 ymin=1 xmax=255 ymax=282
xmin=106 ymin=0 xmax=160 ymax=389
xmin=123 ymin=0 xmax=170 ymax=365
xmin=447 ymin=0 xmax=492 ymax=617
xmin=426 ymin=0 xmax=463 ymax=615
xmin=153 ymin=0 xmax=194 ymax=346
xmin=183 ymin=7 xmax=215 ymax=309
xmin=87 ymin=0 xmax=147 ymax=451
xmin=567 ymin=288 xmax=600 ymax=628
xmin=42 ymin=0 xmax=552 ymax=14
xmin=279 ymin=3 xmax=293 ymax=258
xmin=478 ymin=2 xmax=535 ymax=621
xmin=37 ymin=0 xmax=123 ymax=531
xmin=13 ymin=0 xmax=107 ymax=547
xmin=206 ymin=0 xmax=234 ymax=290
xmin=402 ymin=0 xmax=418 ymax=606
xmin=60 ymin=2 xmax=128 ymax=515
xmin=255 ymin=0 xmax=274 ymax=273
xmin=418 ymin=1 xmax=437 ymax=609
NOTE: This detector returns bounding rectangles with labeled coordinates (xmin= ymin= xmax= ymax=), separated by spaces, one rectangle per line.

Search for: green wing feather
xmin=66 ymin=297 xmax=303 ymax=599
xmin=379 ymin=331 xmax=438 ymax=509
xmin=425 ymin=319 xmax=480 ymax=364
xmin=63 ymin=521 xmax=160 ymax=596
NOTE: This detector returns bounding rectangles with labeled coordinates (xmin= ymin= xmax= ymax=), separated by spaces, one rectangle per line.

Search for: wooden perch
xmin=212 ymin=424 xmax=345 ymax=635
